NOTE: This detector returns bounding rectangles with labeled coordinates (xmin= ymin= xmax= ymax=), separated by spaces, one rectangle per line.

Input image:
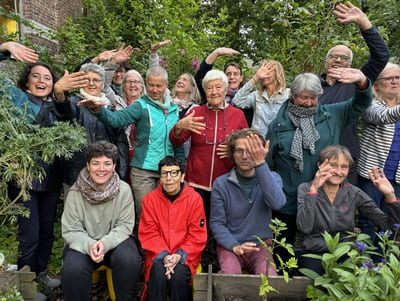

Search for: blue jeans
xmin=357 ymin=175 xmax=400 ymax=242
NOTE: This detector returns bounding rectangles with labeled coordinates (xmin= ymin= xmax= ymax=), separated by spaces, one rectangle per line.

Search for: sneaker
xmin=36 ymin=291 xmax=47 ymax=301
xmin=36 ymin=271 xmax=61 ymax=289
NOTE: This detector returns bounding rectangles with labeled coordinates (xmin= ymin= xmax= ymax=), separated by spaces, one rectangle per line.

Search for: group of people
xmin=1 ymin=1 xmax=400 ymax=300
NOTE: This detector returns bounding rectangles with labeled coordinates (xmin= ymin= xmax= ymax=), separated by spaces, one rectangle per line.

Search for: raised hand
xmin=174 ymin=110 xmax=205 ymax=136
xmin=309 ymin=159 xmax=333 ymax=193
xmin=0 ymin=41 xmax=38 ymax=63
xmin=111 ymin=43 xmax=134 ymax=65
xmin=151 ymin=39 xmax=171 ymax=54
xmin=243 ymin=134 xmax=269 ymax=166
xmin=54 ymin=70 xmax=88 ymax=101
xmin=206 ymin=47 xmax=240 ymax=64
xmin=333 ymin=2 xmax=371 ymax=30
xmin=327 ymin=67 xmax=367 ymax=87
xmin=368 ymin=167 xmax=397 ymax=203
xmin=92 ymin=49 xmax=117 ymax=64
xmin=254 ymin=60 xmax=275 ymax=82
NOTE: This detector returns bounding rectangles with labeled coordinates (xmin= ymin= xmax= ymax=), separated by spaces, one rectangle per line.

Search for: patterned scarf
xmin=172 ymin=98 xmax=194 ymax=111
xmin=287 ymin=100 xmax=319 ymax=172
xmin=76 ymin=167 xmax=120 ymax=205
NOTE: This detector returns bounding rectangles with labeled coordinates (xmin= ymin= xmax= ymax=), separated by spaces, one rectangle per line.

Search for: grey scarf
xmin=287 ymin=100 xmax=319 ymax=172
xmin=76 ymin=167 xmax=120 ymax=205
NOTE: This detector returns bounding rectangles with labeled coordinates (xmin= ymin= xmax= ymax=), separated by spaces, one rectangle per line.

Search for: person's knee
xmin=110 ymin=239 xmax=142 ymax=270
xmin=169 ymin=264 xmax=191 ymax=286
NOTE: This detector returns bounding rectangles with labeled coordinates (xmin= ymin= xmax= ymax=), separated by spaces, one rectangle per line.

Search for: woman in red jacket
xmin=169 ymin=70 xmax=248 ymax=220
xmin=139 ymin=156 xmax=207 ymax=301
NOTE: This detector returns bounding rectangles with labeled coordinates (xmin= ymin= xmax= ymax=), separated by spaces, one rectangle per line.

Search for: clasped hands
xmin=163 ymin=253 xmax=181 ymax=280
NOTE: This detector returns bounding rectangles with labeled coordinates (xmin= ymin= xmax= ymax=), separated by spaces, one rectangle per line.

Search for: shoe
xmin=36 ymin=271 xmax=61 ymax=289
xmin=36 ymin=291 xmax=47 ymax=301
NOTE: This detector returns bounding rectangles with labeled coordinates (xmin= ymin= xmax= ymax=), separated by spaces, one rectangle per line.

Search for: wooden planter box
xmin=0 ymin=266 xmax=37 ymax=300
xmin=193 ymin=270 xmax=312 ymax=301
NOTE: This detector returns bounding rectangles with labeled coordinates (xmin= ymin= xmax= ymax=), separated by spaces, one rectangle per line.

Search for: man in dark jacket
xmin=319 ymin=2 xmax=389 ymax=184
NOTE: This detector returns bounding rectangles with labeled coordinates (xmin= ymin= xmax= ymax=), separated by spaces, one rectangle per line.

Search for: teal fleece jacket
xmin=96 ymin=95 xmax=184 ymax=171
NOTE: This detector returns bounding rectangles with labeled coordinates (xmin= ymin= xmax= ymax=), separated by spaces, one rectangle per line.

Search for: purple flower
xmin=394 ymin=223 xmax=400 ymax=229
xmin=380 ymin=258 xmax=386 ymax=264
xmin=362 ymin=260 xmax=375 ymax=271
xmin=192 ymin=57 xmax=199 ymax=70
xmin=378 ymin=230 xmax=393 ymax=237
xmin=180 ymin=49 xmax=186 ymax=56
xmin=353 ymin=242 xmax=366 ymax=252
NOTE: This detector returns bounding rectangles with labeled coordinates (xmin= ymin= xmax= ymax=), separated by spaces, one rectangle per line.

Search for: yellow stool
xmin=92 ymin=265 xmax=116 ymax=301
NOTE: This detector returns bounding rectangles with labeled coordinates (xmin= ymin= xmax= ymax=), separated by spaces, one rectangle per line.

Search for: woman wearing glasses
xmin=357 ymin=62 xmax=400 ymax=241
xmin=169 ymin=70 xmax=248 ymax=220
xmin=54 ymin=63 xmax=130 ymax=188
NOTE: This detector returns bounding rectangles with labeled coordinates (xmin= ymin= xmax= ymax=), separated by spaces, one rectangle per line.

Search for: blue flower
xmin=378 ymin=230 xmax=393 ymax=237
xmin=353 ymin=241 xmax=366 ymax=252
xmin=380 ymin=258 xmax=387 ymax=264
xmin=394 ymin=223 xmax=400 ymax=229
xmin=362 ymin=260 xmax=375 ymax=271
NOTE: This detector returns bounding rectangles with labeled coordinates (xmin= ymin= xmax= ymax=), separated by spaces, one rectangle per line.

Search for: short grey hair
xmin=122 ymin=69 xmax=146 ymax=98
xmin=146 ymin=66 xmax=168 ymax=82
xmin=326 ymin=45 xmax=353 ymax=64
xmin=80 ymin=63 xmax=105 ymax=82
xmin=290 ymin=73 xmax=323 ymax=97
xmin=202 ymin=70 xmax=228 ymax=91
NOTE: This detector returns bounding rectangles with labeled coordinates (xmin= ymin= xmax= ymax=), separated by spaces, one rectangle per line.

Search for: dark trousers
xmin=146 ymin=261 xmax=192 ymax=301
xmin=8 ymin=185 xmax=59 ymax=274
xmin=61 ymin=238 xmax=141 ymax=301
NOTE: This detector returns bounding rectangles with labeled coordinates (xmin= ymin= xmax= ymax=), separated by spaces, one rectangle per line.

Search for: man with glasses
xmin=319 ymin=2 xmax=389 ymax=184
xmin=209 ymin=129 xmax=286 ymax=275
xmin=139 ymin=156 xmax=207 ymax=301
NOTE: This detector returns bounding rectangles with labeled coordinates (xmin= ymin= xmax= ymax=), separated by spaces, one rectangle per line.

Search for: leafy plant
xmin=301 ymin=227 xmax=400 ymax=301
xmin=256 ymin=218 xmax=298 ymax=300
xmin=0 ymin=285 xmax=23 ymax=301
xmin=0 ymin=74 xmax=87 ymax=223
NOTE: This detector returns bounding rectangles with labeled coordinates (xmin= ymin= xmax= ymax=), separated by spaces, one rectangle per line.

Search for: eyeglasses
xmin=327 ymin=54 xmax=350 ymax=61
xmin=160 ymin=169 xmax=181 ymax=178
xmin=377 ymin=76 xmax=400 ymax=82
xmin=87 ymin=78 xmax=102 ymax=84
xmin=126 ymin=80 xmax=142 ymax=85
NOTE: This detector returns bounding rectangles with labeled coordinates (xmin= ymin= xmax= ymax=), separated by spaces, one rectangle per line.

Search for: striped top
xmin=358 ymin=99 xmax=400 ymax=183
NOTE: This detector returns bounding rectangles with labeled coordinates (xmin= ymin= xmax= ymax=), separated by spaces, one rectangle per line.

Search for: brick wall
xmin=21 ymin=0 xmax=83 ymax=53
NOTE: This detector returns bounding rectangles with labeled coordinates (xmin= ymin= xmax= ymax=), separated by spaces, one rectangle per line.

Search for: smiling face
xmin=123 ymin=73 xmax=143 ymax=101
xmin=83 ymin=71 xmax=104 ymax=97
xmin=87 ymin=155 xmax=116 ymax=189
xmin=324 ymin=45 xmax=352 ymax=71
xmin=160 ymin=165 xmax=184 ymax=196
xmin=374 ymin=67 xmax=400 ymax=102
xmin=174 ymin=74 xmax=192 ymax=96
xmin=26 ymin=65 xmax=53 ymax=98
xmin=293 ymin=90 xmax=319 ymax=108
xmin=325 ymin=153 xmax=350 ymax=186
xmin=206 ymin=79 xmax=227 ymax=109
xmin=113 ymin=67 xmax=126 ymax=86
xmin=225 ymin=65 xmax=243 ymax=90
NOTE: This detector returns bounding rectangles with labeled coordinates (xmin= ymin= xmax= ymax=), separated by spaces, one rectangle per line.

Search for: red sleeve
xmin=168 ymin=125 xmax=192 ymax=147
